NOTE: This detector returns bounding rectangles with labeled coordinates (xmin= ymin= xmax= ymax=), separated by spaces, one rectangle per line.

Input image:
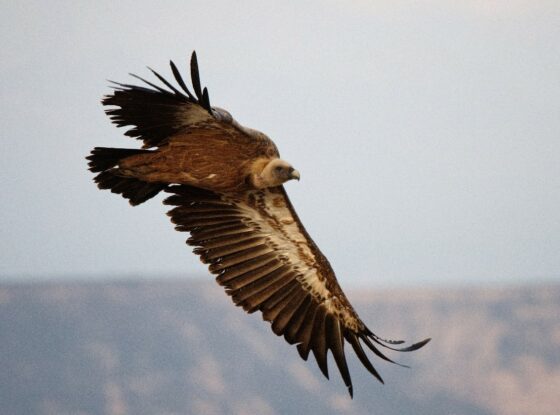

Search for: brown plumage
xmin=87 ymin=51 xmax=430 ymax=397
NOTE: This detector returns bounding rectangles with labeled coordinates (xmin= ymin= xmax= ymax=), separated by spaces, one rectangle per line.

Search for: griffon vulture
xmin=87 ymin=52 xmax=430 ymax=397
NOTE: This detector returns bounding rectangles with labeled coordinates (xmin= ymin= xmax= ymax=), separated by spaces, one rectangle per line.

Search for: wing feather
xmin=327 ymin=314 xmax=353 ymax=397
xmin=310 ymin=306 xmax=329 ymax=379
xmin=284 ymin=295 xmax=313 ymax=344
xmin=346 ymin=332 xmax=384 ymax=384
xmin=195 ymin=236 xmax=266 ymax=261
xmin=147 ymin=67 xmax=185 ymax=96
xmin=256 ymin=281 xmax=300 ymax=313
xmin=216 ymin=257 xmax=281 ymax=285
xmin=225 ymin=261 xmax=285 ymax=291
xmin=169 ymin=60 xmax=195 ymax=100
xmin=236 ymin=270 xmax=298 ymax=312
xmin=270 ymin=288 xmax=308 ymax=335
xmin=194 ymin=232 xmax=264 ymax=250
xmin=245 ymin=280 xmax=300 ymax=314
xmin=296 ymin=303 xmax=319 ymax=361
xmin=229 ymin=265 xmax=293 ymax=304
xmin=164 ymin=184 xmax=430 ymax=396
xmin=213 ymin=253 xmax=278 ymax=282
xmin=190 ymin=51 xmax=204 ymax=102
xmin=188 ymin=224 xmax=252 ymax=242
xmin=263 ymin=281 xmax=306 ymax=324
xmin=209 ymin=245 xmax=273 ymax=271
xmin=103 ymin=51 xmax=253 ymax=148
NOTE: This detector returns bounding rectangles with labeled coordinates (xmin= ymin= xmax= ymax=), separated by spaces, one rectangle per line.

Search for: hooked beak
xmin=290 ymin=169 xmax=301 ymax=181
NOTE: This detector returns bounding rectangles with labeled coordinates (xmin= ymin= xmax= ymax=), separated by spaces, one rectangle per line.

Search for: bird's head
xmin=260 ymin=159 xmax=300 ymax=187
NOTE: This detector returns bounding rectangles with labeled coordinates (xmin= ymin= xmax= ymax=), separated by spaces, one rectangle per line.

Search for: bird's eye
xmin=275 ymin=166 xmax=283 ymax=172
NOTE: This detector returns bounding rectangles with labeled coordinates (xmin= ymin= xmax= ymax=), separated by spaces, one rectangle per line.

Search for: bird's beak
xmin=290 ymin=169 xmax=300 ymax=181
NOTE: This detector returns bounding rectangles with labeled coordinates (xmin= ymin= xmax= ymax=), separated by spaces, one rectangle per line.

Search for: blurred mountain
xmin=0 ymin=279 xmax=558 ymax=415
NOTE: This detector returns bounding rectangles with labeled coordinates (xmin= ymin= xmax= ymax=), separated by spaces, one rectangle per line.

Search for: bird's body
xmin=87 ymin=52 xmax=429 ymax=397
xmin=117 ymin=128 xmax=278 ymax=192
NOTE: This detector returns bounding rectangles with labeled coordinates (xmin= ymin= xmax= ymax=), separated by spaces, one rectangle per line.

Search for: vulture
xmin=87 ymin=52 xmax=430 ymax=397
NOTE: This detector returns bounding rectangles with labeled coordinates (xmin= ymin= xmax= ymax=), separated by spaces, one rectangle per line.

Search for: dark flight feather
xmin=310 ymin=306 xmax=329 ymax=379
xmin=147 ymin=67 xmax=185 ymax=97
xmin=201 ymin=87 xmax=212 ymax=113
xmin=346 ymin=333 xmax=384 ymax=384
xmin=190 ymin=51 xmax=204 ymax=101
xmin=102 ymin=52 xmax=212 ymax=148
xmin=246 ymin=281 xmax=299 ymax=314
xmin=284 ymin=295 xmax=313 ymax=344
xmin=170 ymin=60 xmax=195 ymax=100
xmin=270 ymin=289 xmax=307 ymax=335
xmin=327 ymin=314 xmax=353 ymax=397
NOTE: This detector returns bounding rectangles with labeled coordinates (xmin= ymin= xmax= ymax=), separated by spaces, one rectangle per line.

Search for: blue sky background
xmin=1 ymin=0 xmax=559 ymax=287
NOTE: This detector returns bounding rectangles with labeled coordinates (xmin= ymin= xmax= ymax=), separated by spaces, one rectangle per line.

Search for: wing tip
xmin=410 ymin=337 xmax=432 ymax=350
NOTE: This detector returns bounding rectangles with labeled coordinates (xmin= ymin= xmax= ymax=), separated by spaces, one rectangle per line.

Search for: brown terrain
xmin=0 ymin=279 xmax=558 ymax=415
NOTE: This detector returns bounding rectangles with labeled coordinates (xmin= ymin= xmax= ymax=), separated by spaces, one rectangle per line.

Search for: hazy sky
xmin=2 ymin=0 xmax=559 ymax=287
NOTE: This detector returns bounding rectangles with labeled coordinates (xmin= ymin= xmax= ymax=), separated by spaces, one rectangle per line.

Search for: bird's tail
xmin=86 ymin=147 xmax=168 ymax=206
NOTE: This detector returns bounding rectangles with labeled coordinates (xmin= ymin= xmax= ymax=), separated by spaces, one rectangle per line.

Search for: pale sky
xmin=1 ymin=0 xmax=559 ymax=287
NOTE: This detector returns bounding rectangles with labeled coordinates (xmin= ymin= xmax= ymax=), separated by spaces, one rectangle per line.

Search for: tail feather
xmin=87 ymin=147 xmax=167 ymax=206
xmin=87 ymin=147 xmax=151 ymax=172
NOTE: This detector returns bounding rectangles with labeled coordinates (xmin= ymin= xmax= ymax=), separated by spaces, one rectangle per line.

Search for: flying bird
xmin=87 ymin=52 xmax=430 ymax=397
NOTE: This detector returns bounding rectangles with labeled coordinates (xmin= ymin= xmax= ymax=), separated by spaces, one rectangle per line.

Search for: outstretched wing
xmin=103 ymin=52 xmax=236 ymax=149
xmin=164 ymin=185 xmax=430 ymax=397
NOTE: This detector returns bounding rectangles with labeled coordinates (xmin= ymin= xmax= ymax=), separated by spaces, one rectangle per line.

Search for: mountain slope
xmin=0 ymin=279 xmax=558 ymax=415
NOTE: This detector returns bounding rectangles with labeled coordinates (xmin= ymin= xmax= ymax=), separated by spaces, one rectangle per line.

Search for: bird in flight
xmin=87 ymin=52 xmax=430 ymax=397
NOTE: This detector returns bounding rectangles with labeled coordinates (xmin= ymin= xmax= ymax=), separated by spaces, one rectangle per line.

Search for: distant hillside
xmin=0 ymin=280 xmax=558 ymax=415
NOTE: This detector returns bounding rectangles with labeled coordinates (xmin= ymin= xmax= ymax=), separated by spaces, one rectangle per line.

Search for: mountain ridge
xmin=1 ymin=279 xmax=558 ymax=415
